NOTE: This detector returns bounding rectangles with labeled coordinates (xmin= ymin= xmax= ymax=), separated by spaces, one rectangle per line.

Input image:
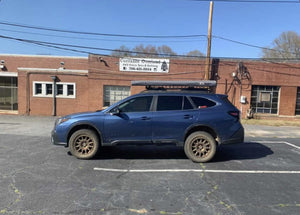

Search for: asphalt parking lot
xmin=0 ymin=115 xmax=299 ymax=215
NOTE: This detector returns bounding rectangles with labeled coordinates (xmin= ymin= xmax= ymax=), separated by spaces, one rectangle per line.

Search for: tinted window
xmin=191 ymin=97 xmax=216 ymax=108
xmin=157 ymin=96 xmax=183 ymax=111
xmin=118 ymin=96 xmax=152 ymax=113
xmin=183 ymin=97 xmax=194 ymax=110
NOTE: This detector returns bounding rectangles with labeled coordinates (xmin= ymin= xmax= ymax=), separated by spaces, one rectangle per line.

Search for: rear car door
xmin=151 ymin=95 xmax=198 ymax=144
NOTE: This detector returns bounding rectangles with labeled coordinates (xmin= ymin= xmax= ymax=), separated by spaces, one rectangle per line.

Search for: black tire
xmin=184 ymin=131 xmax=216 ymax=163
xmin=69 ymin=129 xmax=99 ymax=159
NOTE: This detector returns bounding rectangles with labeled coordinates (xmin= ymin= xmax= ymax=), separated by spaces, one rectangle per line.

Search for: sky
xmin=0 ymin=0 xmax=299 ymax=59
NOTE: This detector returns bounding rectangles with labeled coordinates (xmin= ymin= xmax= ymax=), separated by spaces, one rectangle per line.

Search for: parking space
xmin=0 ymin=115 xmax=300 ymax=215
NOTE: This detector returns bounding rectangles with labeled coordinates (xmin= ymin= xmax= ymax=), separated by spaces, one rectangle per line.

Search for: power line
xmin=1 ymin=34 xmax=299 ymax=61
xmin=0 ymin=20 xmax=206 ymax=38
xmin=212 ymin=35 xmax=299 ymax=55
xmin=1 ymin=19 xmax=299 ymax=57
xmin=0 ymin=34 xmax=207 ymax=58
xmin=0 ymin=28 xmax=207 ymax=43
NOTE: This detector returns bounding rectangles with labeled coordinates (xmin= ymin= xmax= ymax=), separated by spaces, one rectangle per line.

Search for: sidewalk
xmin=244 ymin=124 xmax=300 ymax=138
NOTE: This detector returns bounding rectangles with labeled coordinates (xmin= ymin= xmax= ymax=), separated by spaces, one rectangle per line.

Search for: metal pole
xmin=51 ymin=76 xmax=57 ymax=116
xmin=205 ymin=1 xmax=214 ymax=80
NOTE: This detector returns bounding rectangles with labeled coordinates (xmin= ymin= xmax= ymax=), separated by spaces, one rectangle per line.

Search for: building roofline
xmin=0 ymin=53 xmax=88 ymax=59
xmin=18 ymin=67 xmax=88 ymax=73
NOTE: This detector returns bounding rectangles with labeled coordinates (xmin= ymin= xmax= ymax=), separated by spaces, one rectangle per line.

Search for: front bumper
xmin=51 ymin=130 xmax=67 ymax=147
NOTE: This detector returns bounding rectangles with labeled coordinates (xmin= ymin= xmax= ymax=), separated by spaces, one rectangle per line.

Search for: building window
xmin=35 ymin=83 xmax=42 ymax=95
xmin=296 ymin=87 xmax=300 ymax=115
xmin=103 ymin=85 xmax=130 ymax=107
xmin=67 ymin=85 xmax=74 ymax=96
xmin=56 ymin=84 xmax=63 ymax=95
xmin=33 ymin=82 xmax=76 ymax=98
xmin=0 ymin=76 xmax=18 ymax=111
xmin=251 ymin=85 xmax=280 ymax=114
xmin=46 ymin=84 xmax=52 ymax=95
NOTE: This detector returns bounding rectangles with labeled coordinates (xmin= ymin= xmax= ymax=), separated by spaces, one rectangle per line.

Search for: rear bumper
xmin=51 ymin=130 xmax=67 ymax=147
xmin=221 ymin=126 xmax=244 ymax=145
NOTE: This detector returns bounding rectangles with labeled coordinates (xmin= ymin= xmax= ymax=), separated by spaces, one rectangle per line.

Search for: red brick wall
xmin=2 ymin=54 xmax=300 ymax=117
xmin=17 ymin=70 xmax=89 ymax=116
xmin=279 ymin=86 xmax=297 ymax=116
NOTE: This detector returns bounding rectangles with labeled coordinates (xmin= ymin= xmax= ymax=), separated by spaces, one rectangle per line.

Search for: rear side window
xmin=191 ymin=97 xmax=216 ymax=108
xmin=157 ymin=96 xmax=182 ymax=111
xmin=183 ymin=96 xmax=194 ymax=110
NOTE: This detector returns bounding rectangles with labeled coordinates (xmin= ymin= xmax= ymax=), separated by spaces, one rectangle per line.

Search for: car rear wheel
xmin=184 ymin=131 xmax=216 ymax=163
xmin=69 ymin=129 xmax=99 ymax=159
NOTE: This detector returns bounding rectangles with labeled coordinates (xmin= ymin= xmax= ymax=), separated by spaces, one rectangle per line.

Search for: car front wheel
xmin=184 ymin=131 xmax=216 ymax=163
xmin=69 ymin=129 xmax=99 ymax=159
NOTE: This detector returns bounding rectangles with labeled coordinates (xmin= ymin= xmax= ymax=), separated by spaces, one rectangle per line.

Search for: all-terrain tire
xmin=69 ymin=129 xmax=99 ymax=159
xmin=184 ymin=131 xmax=216 ymax=163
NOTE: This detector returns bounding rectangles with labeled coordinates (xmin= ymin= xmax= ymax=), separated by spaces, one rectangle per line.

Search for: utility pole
xmin=205 ymin=1 xmax=214 ymax=80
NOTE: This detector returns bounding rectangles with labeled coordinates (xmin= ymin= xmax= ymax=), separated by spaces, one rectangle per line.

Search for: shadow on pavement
xmin=213 ymin=142 xmax=274 ymax=162
xmin=84 ymin=142 xmax=274 ymax=162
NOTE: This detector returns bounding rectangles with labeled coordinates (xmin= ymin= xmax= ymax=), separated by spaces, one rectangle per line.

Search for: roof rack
xmin=131 ymin=80 xmax=216 ymax=91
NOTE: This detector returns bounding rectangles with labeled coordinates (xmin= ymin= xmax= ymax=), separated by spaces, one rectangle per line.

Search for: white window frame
xmin=33 ymin=81 xmax=76 ymax=98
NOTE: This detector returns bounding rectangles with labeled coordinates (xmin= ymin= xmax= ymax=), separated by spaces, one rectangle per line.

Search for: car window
xmin=183 ymin=96 xmax=194 ymax=110
xmin=190 ymin=96 xmax=216 ymax=108
xmin=157 ymin=96 xmax=183 ymax=111
xmin=118 ymin=96 xmax=153 ymax=113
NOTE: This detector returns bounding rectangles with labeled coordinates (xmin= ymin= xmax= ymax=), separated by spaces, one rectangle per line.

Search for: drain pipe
xmin=51 ymin=75 xmax=58 ymax=116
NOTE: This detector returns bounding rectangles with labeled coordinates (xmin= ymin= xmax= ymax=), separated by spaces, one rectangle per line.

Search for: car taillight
xmin=228 ymin=111 xmax=240 ymax=120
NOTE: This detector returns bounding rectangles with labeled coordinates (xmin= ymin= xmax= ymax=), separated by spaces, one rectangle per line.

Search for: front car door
xmin=103 ymin=95 xmax=153 ymax=145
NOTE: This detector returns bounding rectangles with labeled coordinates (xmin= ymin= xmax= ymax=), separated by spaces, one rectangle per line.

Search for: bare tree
xmin=111 ymin=45 xmax=132 ymax=57
xmin=157 ymin=45 xmax=177 ymax=57
xmin=186 ymin=50 xmax=205 ymax=58
xmin=262 ymin=31 xmax=300 ymax=59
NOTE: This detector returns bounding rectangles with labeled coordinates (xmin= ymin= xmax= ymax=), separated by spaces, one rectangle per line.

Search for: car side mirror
xmin=110 ymin=108 xmax=120 ymax=116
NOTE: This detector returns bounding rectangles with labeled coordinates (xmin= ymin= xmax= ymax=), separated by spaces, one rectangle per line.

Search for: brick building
xmin=0 ymin=54 xmax=300 ymax=119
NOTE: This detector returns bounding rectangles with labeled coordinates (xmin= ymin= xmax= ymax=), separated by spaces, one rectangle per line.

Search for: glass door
xmin=0 ymin=76 xmax=18 ymax=111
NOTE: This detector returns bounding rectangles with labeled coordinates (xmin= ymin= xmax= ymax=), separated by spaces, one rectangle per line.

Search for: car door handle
xmin=141 ymin=116 xmax=151 ymax=120
xmin=184 ymin=115 xmax=193 ymax=119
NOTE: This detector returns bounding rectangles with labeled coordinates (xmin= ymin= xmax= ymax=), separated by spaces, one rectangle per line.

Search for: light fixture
xmin=0 ymin=60 xmax=5 ymax=69
xmin=51 ymin=75 xmax=58 ymax=81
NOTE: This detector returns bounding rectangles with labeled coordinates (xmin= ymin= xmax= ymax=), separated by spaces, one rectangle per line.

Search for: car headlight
xmin=55 ymin=117 xmax=70 ymax=126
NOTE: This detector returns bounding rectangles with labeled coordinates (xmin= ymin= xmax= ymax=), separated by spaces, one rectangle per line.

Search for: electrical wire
xmin=1 ymin=34 xmax=300 ymax=61
xmin=0 ymin=28 xmax=207 ymax=43
xmin=0 ymin=21 xmax=207 ymax=38
xmin=0 ymin=34 xmax=208 ymax=58
xmin=212 ymin=35 xmax=299 ymax=55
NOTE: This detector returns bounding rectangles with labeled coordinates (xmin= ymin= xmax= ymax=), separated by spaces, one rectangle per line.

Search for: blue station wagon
xmin=51 ymin=81 xmax=244 ymax=162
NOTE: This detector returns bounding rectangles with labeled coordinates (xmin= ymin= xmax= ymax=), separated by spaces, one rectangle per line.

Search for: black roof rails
xmin=131 ymin=80 xmax=216 ymax=91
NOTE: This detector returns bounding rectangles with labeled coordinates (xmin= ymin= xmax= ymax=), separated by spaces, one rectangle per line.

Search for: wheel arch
xmin=67 ymin=123 xmax=103 ymax=147
xmin=185 ymin=125 xmax=218 ymax=144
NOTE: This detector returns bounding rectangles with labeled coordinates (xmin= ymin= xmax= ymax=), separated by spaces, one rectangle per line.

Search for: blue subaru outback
xmin=51 ymin=81 xmax=244 ymax=162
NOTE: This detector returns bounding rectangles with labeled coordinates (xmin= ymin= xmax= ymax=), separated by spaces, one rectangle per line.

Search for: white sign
xmin=119 ymin=58 xmax=169 ymax=73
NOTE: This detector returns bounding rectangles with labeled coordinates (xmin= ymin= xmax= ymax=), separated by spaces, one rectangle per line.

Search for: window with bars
xmin=250 ymin=85 xmax=280 ymax=114
xmin=103 ymin=85 xmax=130 ymax=107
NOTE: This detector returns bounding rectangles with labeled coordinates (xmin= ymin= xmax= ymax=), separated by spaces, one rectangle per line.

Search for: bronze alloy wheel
xmin=191 ymin=137 xmax=211 ymax=158
xmin=184 ymin=131 xmax=216 ymax=163
xmin=74 ymin=135 xmax=95 ymax=155
xmin=69 ymin=129 xmax=99 ymax=159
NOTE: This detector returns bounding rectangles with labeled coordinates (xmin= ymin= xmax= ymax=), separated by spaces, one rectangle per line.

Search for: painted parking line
xmin=255 ymin=141 xmax=300 ymax=150
xmin=93 ymin=167 xmax=300 ymax=174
